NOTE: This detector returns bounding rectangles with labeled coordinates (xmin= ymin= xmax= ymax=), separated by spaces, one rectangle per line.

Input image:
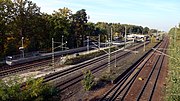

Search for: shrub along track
xmin=100 ymin=37 xmax=168 ymax=101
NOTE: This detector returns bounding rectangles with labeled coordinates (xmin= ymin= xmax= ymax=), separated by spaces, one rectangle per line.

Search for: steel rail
xmin=100 ymin=42 xmax=161 ymax=101
xmin=44 ymin=42 xmax=149 ymax=92
xmin=99 ymin=38 xmax=168 ymax=101
xmin=136 ymin=39 xmax=168 ymax=101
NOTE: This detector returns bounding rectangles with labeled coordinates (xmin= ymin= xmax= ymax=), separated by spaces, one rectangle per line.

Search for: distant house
xmin=127 ymin=34 xmax=148 ymax=42
xmin=113 ymin=32 xmax=123 ymax=40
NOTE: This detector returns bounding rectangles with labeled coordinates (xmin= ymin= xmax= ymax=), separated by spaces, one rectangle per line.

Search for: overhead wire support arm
xmin=52 ymin=37 xmax=68 ymax=71
xmin=89 ymin=34 xmax=111 ymax=73
xmin=54 ymin=42 xmax=62 ymax=44
xmin=54 ymin=42 xmax=67 ymax=50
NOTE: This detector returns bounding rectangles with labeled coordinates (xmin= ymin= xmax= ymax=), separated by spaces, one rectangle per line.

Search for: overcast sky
xmin=32 ymin=0 xmax=180 ymax=32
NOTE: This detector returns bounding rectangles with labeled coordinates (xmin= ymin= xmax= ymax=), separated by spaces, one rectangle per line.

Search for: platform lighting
xmin=19 ymin=37 xmax=24 ymax=58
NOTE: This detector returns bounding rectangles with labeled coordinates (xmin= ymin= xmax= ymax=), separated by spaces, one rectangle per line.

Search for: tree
xmin=0 ymin=0 xmax=14 ymax=58
xmin=11 ymin=0 xmax=42 ymax=51
xmin=143 ymin=27 xmax=150 ymax=34
xmin=1 ymin=1 xmax=154 ymax=59
xmin=49 ymin=7 xmax=72 ymax=49
xmin=95 ymin=22 xmax=110 ymax=42
xmin=70 ymin=9 xmax=88 ymax=47
xmin=0 ymin=0 xmax=43 ymax=56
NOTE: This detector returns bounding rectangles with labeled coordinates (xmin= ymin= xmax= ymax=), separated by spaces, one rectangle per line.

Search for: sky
xmin=32 ymin=0 xmax=180 ymax=32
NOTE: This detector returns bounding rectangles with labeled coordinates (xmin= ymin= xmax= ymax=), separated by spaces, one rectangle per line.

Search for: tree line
xmin=0 ymin=0 xmax=154 ymax=60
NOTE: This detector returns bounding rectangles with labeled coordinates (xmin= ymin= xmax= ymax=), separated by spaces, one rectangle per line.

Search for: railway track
xmin=1 ymin=41 xmax=152 ymax=95
xmin=0 ymin=46 xmax=97 ymax=77
xmin=0 ymin=58 xmax=58 ymax=78
xmin=99 ymin=37 xmax=168 ymax=101
xmin=0 ymin=46 xmax=104 ymax=78
xmin=43 ymin=42 xmax=150 ymax=92
xmin=0 ymin=42 xmax=145 ymax=78
xmin=0 ymin=57 xmax=52 ymax=72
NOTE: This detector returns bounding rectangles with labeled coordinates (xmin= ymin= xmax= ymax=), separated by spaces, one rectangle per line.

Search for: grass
xmin=165 ymin=28 xmax=180 ymax=101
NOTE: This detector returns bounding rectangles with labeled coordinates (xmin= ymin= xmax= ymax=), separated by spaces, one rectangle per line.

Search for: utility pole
xmin=114 ymin=52 xmax=116 ymax=67
xmin=52 ymin=38 xmax=55 ymax=68
xmin=142 ymin=30 xmax=146 ymax=51
xmin=98 ymin=34 xmax=100 ymax=48
xmin=108 ymin=27 xmax=113 ymax=72
xmin=156 ymin=29 xmax=158 ymax=42
xmin=143 ymin=37 xmax=146 ymax=51
xmin=108 ymin=37 xmax=111 ymax=73
xmin=124 ymin=26 xmax=127 ymax=48
xmin=87 ymin=36 xmax=89 ymax=53
xmin=111 ymin=28 xmax=113 ymax=43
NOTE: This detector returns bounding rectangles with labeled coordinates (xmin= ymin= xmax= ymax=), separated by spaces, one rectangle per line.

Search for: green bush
xmin=82 ymin=70 xmax=95 ymax=91
xmin=0 ymin=76 xmax=58 ymax=101
xmin=166 ymin=27 xmax=180 ymax=101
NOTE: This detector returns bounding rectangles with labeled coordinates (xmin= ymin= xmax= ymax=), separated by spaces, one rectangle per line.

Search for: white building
xmin=127 ymin=34 xmax=147 ymax=42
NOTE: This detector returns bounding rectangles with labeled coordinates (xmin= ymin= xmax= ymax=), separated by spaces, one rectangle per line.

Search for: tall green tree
xmin=0 ymin=0 xmax=14 ymax=57
xmin=95 ymin=22 xmax=110 ymax=41
xmin=48 ymin=7 xmax=72 ymax=49
xmin=143 ymin=27 xmax=150 ymax=34
xmin=70 ymin=9 xmax=88 ymax=47
xmin=11 ymin=0 xmax=41 ymax=51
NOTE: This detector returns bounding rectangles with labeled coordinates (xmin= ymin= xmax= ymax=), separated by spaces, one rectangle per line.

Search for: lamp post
xmin=65 ymin=41 xmax=67 ymax=49
xmin=20 ymin=37 xmax=24 ymax=58
xmin=98 ymin=34 xmax=100 ymax=48
xmin=62 ymin=35 xmax=64 ymax=51
xmin=22 ymin=37 xmax=24 ymax=58
xmin=108 ymin=37 xmax=111 ymax=72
